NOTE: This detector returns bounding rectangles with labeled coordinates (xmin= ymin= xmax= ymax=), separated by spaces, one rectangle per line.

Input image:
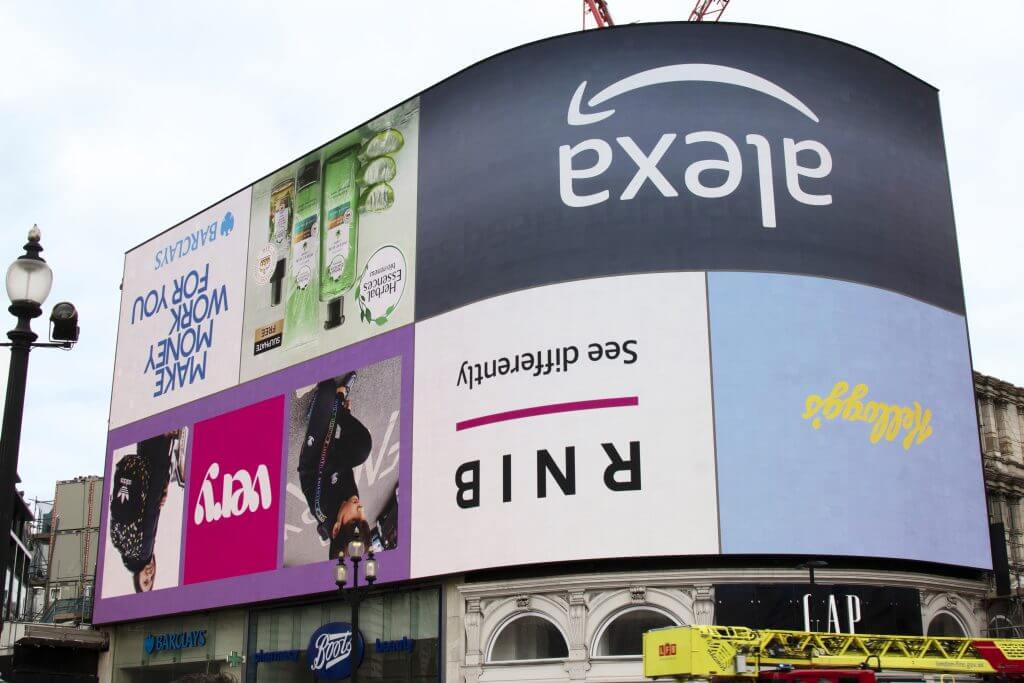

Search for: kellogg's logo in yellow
xmin=802 ymin=381 xmax=934 ymax=451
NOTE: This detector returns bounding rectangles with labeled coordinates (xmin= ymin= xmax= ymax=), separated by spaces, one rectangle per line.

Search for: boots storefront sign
xmin=307 ymin=622 xmax=365 ymax=680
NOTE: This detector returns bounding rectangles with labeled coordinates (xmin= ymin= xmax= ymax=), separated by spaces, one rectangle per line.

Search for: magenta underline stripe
xmin=455 ymin=396 xmax=639 ymax=431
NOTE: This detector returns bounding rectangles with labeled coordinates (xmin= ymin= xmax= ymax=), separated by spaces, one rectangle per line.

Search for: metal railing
xmin=22 ymin=595 xmax=94 ymax=625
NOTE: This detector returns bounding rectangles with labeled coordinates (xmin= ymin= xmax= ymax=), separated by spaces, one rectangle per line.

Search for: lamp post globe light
xmin=0 ymin=226 xmax=79 ymax=632
xmin=335 ymin=529 xmax=377 ymax=683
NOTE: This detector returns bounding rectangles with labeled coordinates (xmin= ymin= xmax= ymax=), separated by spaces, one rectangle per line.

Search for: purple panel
xmin=94 ymin=324 xmax=414 ymax=624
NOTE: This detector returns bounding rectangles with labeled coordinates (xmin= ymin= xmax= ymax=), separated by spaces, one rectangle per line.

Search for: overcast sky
xmin=1 ymin=1 xmax=1021 ymax=503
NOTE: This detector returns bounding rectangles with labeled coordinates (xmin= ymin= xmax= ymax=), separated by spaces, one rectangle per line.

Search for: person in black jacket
xmin=297 ymin=371 xmax=373 ymax=559
xmin=109 ymin=431 xmax=178 ymax=592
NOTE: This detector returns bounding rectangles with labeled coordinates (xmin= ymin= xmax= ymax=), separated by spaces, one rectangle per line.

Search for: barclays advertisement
xmin=97 ymin=22 xmax=988 ymax=624
xmin=110 ymin=189 xmax=251 ymax=428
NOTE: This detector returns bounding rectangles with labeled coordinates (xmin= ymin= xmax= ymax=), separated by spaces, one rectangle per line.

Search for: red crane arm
xmin=584 ymin=0 xmax=614 ymax=28
xmin=689 ymin=0 xmax=731 ymax=21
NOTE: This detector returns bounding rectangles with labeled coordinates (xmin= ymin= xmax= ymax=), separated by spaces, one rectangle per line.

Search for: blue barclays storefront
xmin=244 ymin=586 xmax=441 ymax=683
xmin=109 ymin=609 xmax=247 ymax=682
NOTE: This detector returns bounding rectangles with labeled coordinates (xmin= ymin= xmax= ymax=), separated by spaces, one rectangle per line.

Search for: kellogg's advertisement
xmin=709 ymin=272 xmax=988 ymax=567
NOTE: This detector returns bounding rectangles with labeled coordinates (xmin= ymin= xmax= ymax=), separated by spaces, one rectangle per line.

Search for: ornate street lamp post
xmin=0 ymin=226 xmax=79 ymax=628
xmin=335 ymin=531 xmax=377 ymax=683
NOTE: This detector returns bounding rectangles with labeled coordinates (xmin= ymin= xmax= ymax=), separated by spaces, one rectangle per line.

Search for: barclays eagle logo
xmin=220 ymin=211 xmax=234 ymax=237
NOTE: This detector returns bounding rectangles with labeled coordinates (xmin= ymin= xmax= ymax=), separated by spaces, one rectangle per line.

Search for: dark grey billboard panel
xmin=416 ymin=23 xmax=964 ymax=317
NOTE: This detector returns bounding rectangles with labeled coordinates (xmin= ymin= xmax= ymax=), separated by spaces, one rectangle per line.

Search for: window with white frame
xmin=488 ymin=614 xmax=569 ymax=662
xmin=593 ymin=607 xmax=678 ymax=657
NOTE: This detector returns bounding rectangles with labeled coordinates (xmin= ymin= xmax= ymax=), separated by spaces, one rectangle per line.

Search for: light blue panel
xmin=710 ymin=272 xmax=990 ymax=568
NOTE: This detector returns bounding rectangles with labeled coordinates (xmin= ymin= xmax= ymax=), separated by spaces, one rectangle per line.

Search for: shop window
xmin=927 ymin=612 xmax=966 ymax=637
xmin=488 ymin=614 xmax=569 ymax=662
xmin=250 ymin=588 xmax=440 ymax=682
xmin=594 ymin=607 xmax=678 ymax=657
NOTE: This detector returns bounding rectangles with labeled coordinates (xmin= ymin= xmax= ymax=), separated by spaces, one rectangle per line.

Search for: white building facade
xmin=445 ymin=567 xmax=986 ymax=683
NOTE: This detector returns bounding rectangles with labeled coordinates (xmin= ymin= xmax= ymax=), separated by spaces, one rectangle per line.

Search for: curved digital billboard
xmin=96 ymin=22 xmax=988 ymax=624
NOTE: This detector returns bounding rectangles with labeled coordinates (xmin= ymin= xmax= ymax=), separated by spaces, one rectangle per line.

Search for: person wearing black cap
xmin=109 ymin=431 xmax=180 ymax=592
xmin=297 ymin=371 xmax=374 ymax=559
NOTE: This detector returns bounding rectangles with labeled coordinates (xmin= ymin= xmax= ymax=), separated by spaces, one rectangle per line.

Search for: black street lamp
xmin=0 ymin=226 xmax=79 ymax=628
xmin=335 ymin=531 xmax=377 ymax=683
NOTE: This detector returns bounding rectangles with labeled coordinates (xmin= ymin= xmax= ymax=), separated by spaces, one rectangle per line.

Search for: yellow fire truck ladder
xmin=643 ymin=625 xmax=1024 ymax=679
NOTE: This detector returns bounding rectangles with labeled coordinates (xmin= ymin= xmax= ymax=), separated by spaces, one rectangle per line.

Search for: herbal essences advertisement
xmin=240 ymin=98 xmax=419 ymax=382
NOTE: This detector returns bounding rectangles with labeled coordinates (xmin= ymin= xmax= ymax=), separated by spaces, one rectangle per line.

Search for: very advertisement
xmin=97 ymin=23 xmax=988 ymax=623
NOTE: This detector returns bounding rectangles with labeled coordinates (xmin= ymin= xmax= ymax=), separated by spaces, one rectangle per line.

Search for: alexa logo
xmin=559 ymin=63 xmax=832 ymax=228
xmin=307 ymin=622 xmax=364 ymax=680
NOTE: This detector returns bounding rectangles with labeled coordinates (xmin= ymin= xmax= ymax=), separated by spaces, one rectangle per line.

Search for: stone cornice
xmin=455 ymin=567 xmax=986 ymax=600
xmin=976 ymin=371 xmax=1024 ymax=404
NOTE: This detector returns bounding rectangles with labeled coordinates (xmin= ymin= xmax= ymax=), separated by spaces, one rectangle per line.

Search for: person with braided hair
xmin=296 ymin=371 xmax=374 ymax=560
xmin=108 ymin=430 xmax=182 ymax=592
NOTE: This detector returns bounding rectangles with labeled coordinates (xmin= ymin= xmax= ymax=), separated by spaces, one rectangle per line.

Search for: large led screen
xmin=96 ymin=23 xmax=988 ymax=624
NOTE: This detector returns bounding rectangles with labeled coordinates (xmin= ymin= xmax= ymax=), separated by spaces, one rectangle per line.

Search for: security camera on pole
xmin=0 ymin=226 xmax=79 ymax=632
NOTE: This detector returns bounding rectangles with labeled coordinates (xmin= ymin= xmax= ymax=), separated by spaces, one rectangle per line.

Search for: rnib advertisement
xmin=411 ymin=273 xmax=718 ymax=577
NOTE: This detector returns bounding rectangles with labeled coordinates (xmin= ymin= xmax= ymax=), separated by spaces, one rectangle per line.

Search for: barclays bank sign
xmin=144 ymin=629 xmax=207 ymax=655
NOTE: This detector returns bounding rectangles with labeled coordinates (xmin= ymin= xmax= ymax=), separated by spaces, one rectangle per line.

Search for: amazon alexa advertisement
xmin=96 ymin=22 xmax=989 ymax=624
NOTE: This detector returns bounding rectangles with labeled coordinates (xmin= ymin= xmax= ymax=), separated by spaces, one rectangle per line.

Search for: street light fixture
xmin=798 ymin=559 xmax=828 ymax=586
xmin=797 ymin=560 xmax=828 ymax=632
xmin=0 ymin=226 xmax=79 ymax=632
xmin=5 ymin=226 xmax=52 ymax=307
xmin=335 ymin=529 xmax=377 ymax=683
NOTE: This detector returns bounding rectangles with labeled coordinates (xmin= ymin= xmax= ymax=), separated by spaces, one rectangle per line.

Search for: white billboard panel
xmin=410 ymin=272 xmax=719 ymax=577
xmin=109 ymin=189 xmax=251 ymax=428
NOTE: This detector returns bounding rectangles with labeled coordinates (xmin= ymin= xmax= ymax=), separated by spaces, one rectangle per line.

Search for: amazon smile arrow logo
xmin=558 ymin=62 xmax=832 ymax=227
xmin=567 ymin=63 xmax=821 ymax=126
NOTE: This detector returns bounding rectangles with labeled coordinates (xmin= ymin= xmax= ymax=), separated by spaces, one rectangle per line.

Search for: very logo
xmin=307 ymin=622 xmax=364 ymax=680
xmin=193 ymin=462 xmax=273 ymax=525
xmin=559 ymin=63 xmax=832 ymax=228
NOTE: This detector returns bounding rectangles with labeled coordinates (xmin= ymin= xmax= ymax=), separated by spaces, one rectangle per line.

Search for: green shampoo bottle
xmin=284 ymin=160 xmax=321 ymax=347
xmin=320 ymin=149 xmax=360 ymax=329
xmin=267 ymin=178 xmax=294 ymax=307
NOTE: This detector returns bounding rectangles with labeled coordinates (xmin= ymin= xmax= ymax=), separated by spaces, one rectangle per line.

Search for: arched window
xmin=593 ymin=607 xmax=678 ymax=657
xmin=488 ymin=614 xmax=569 ymax=662
xmin=927 ymin=612 xmax=967 ymax=637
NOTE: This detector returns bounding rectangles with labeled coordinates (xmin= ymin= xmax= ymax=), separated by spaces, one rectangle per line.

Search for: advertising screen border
xmin=97 ymin=21 xmax=989 ymax=624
